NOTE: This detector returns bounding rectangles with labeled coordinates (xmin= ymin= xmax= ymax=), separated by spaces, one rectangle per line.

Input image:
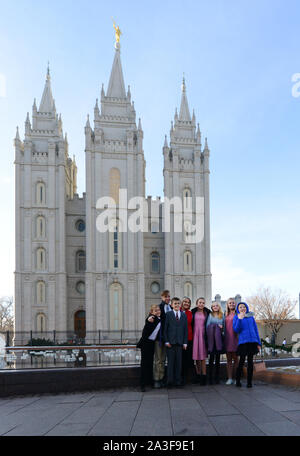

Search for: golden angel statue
xmin=112 ymin=21 xmax=122 ymax=44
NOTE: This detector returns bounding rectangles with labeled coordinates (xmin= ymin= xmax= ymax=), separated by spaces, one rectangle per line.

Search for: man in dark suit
xmin=164 ymin=297 xmax=188 ymax=388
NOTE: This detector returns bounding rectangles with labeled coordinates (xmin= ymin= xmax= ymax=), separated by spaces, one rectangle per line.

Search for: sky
xmin=0 ymin=0 xmax=299 ymax=315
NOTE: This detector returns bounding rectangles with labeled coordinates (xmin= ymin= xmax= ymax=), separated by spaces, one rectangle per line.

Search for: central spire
xmin=106 ymin=43 xmax=126 ymax=98
xmin=179 ymin=76 xmax=191 ymax=122
xmin=39 ymin=63 xmax=55 ymax=113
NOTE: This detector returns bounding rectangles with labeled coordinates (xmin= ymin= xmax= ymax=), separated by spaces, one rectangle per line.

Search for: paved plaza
xmin=0 ymin=381 xmax=300 ymax=436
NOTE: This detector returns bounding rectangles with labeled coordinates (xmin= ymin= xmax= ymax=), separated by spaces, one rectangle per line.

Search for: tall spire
xmin=106 ymin=45 xmax=126 ymax=98
xmin=39 ymin=63 xmax=55 ymax=112
xmin=179 ymin=75 xmax=191 ymax=122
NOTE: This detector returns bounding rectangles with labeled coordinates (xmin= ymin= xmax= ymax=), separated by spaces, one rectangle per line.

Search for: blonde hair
xmin=149 ymin=304 xmax=159 ymax=315
xmin=211 ymin=301 xmax=223 ymax=319
xmin=225 ymin=297 xmax=236 ymax=316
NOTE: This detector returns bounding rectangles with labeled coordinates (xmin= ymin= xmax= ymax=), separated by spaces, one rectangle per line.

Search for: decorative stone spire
xmin=196 ymin=123 xmax=201 ymax=143
xmin=179 ymin=76 xmax=191 ymax=122
xmin=106 ymin=44 xmax=126 ymax=98
xmin=25 ymin=112 xmax=31 ymax=136
xmin=33 ymin=98 xmax=37 ymax=114
xmin=174 ymin=107 xmax=178 ymax=122
xmin=164 ymin=135 xmax=168 ymax=148
xmin=39 ymin=63 xmax=55 ymax=113
xmin=85 ymin=114 xmax=91 ymax=129
xmin=14 ymin=126 xmax=22 ymax=148
xmin=15 ymin=126 xmax=20 ymax=141
xmin=204 ymin=137 xmax=209 ymax=152
xmin=101 ymin=84 xmax=105 ymax=100
xmin=94 ymin=98 xmax=99 ymax=117
xmin=58 ymin=113 xmax=63 ymax=136
xmin=127 ymin=85 xmax=131 ymax=101
xmin=138 ymin=118 xmax=142 ymax=130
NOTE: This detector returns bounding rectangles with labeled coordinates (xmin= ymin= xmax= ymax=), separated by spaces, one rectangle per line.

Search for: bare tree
xmin=247 ymin=287 xmax=296 ymax=342
xmin=0 ymin=296 xmax=14 ymax=332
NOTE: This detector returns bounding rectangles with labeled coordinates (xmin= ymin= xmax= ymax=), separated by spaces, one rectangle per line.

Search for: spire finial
xmin=179 ymin=74 xmax=191 ymax=121
xmin=47 ymin=61 xmax=50 ymax=80
xmin=112 ymin=19 xmax=122 ymax=49
xmin=95 ymin=98 xmax=99 ymax=114
xmin=204 ymin=137 xmax=209 ymax=151
xmin=182 ymin=73 xmax=186 ymax=92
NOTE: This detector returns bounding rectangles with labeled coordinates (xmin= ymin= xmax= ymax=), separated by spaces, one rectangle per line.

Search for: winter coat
xmin=233 ymin=302 xmax=261 ymax=346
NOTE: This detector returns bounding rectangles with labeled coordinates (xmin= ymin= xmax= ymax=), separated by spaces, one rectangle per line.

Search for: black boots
xmin=200 ymin=374 xmax=207 ymax=386
xmin=192 ymin=373 xmax=200 ymax=384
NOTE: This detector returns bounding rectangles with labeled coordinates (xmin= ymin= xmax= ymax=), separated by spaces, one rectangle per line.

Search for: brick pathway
xmin=0 ymin=381 xmax=300 ymax=436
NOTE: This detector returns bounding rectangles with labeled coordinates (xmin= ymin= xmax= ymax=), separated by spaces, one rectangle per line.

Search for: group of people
xmin=138 ymin=290 xmax=261 ymax=391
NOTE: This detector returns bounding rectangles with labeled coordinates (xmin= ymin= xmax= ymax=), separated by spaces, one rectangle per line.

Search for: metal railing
xmin=0 ymin=330 xmax=142 ymax=347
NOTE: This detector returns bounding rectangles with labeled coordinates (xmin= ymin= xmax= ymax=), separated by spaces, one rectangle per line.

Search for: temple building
xmin=14 ymin=36 xmax=212 ymax=340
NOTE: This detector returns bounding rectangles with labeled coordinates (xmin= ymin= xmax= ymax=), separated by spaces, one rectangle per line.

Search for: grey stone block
xmin=46 ymin=422 xmax=93 ymax=436
xmin=236 ymin=404 xmax=288 ymax=424
xmin=170 ymin=398 xmax=217 ymax=436
xmin=88 ymin=401 xmax=140 ymax=436
xmin=281 ymin=410 xmax=300 ymax=425
xmin=130 ymin=397 xmax=172 ymax=436
xmin=195 ymin=392 xmax=240 ymax=416
xmin=258 ymin=397 xmax=300 ymax=412
xmin=209 ymin=414 xmax=264 ymax=436
xmin=115 ymin=391 xmax=143 ymax=402
xmin=255 ymin=420 xmax=300 ymax=436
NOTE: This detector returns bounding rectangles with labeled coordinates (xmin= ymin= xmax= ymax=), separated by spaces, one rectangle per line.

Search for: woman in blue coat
xmin=233 ymin=302 xmax=261 ymax=388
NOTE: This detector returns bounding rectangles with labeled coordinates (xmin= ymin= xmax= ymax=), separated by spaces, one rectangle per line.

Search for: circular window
xmin=151 ymin=282 xmax=160 ymax=294
xmin=75 ymin=220 xmax=85 ymax=232
xmin=76 ymin=281 xmax=85 ymax=294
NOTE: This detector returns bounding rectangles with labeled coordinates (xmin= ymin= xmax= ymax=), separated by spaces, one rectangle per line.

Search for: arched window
xmin=36 ymin=182 xmax=46 ymax=205
xmin=36 ymin=313 xmax=46 ymax=332
xmin=151 ymin=252 xmax=160 ymax=273
xmin=184 ymin=221 xmax=193 ymax=243
xmin=184 ymin=282 xmax=193 ymax=300
xmin=183 ymin=251 xmax=192 ymax=272
xmin=36 ymin=216 xmax=45 ymax=238
xmin=109 ymin=219 xmax=122 ymax=269
xmin=36 ymin=248 xmax=46 ymax=270
xmin=183 ymin=188 xmax=192 ymax=210
xmin=74 ymin=310 xmax=86 ymax=338
xmin=151 ymin=222 xmax=159 ymax=233
xmin=36 ymin=281 xmax=45 ymax=304
xmin=109 ymin=168 xmax=120 ymax=205
xmin=109 ymin=283 xmax=123 ymax=330
xmin=76 ymin=250 xmax=86 ymax=272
